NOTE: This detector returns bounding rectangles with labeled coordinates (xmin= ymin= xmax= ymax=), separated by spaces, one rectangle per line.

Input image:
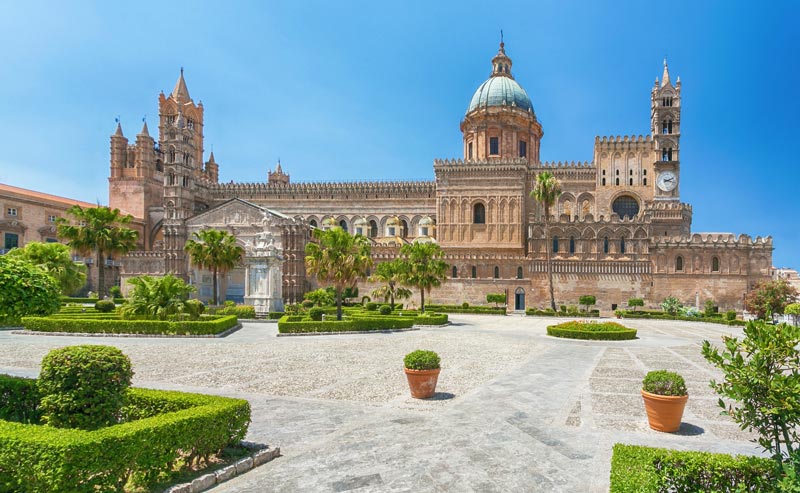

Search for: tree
xmin=578 ymin=295 xmax=596 ymax=312
xmin=304 ymin=288 xmax=335 ymax=307
xmin=702 ymin=321 xmax=800 ymax=473
xmin=57 ymin=205 xmax=139 ymax=298
xmin=661 ymin=296 xmax=682 ymax=315
xmin=7 ymin=241 xmax=86 ymax=295
xmin=0 ymin=256 xmax=61 ymax=325
xmin=184 ymin=229 xmax=244 ymax=305
xmin=398 ymin=242 xmax=447 ymax=314
xmin=530 ymin=171 xmax=562 ymax=311
xmin=786 ymin=303 xmax=800 ymax=327
xmin=628 ymin=298 xmax=644 ymax=312
xmin=305 ymin=227 xmax=372 ymax=320
xmin=120 ymin=274 xmax=196 ymax=320
xmin=370 ymin=260 xmax=412 ymax=310
xmin=487 ymin=293 xmax=506 ymax=307
xmin=745 ymin=279 xmax=799 ymax=320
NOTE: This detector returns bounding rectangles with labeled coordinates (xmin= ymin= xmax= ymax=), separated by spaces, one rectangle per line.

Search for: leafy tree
xmin=57 ymin=205 xmax=139 ymax=298
xmin=628 ymin=298 xmax=644 ymax=312
xmin=578 ymin=295 xmax=596 ymax=312
xmin=120 ymin=274 xmax=196 ymax=320
xmin=305 ymin=227 xmax=372 ymax=320
xmin=702 ymin=321 xmax=800 ymax=474
xmin=787 ymin=303 xmax=800 ymax=327
xmin=745 ymin=279 xmax=799 ymax=320
xmin=7 ymin=241 xmax=87 ymax=295
xmin=486 ymin=293 xmax=506 ymax=307
xmin=398 ymin=242 xmax=447 ymax=314
xmin=370 ymin=260 xmax=412 ymax=310
xmin=661 ymin=296 xmax=682 ymax=315
xmin=704 ymin=299 xmax=717 ymax=318
xmin=304 ymin=288 xmax=335 ymax=307
xmin=530 ymin=171 xmax=562 ymax=311
xmin=0 ymin=256 xmax=61 ymax=325
xmin=184 ymin=229 xmax=244 ymax=305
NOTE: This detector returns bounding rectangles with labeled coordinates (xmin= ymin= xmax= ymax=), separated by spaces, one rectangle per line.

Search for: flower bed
xmin=0 ymin=375 xmax=250 ymax=493
xmin=609 ymin=444 xmax=774 ymax=492
xmin=546 ymin=321 xmax=637 ymax=340
xmin=21 ymin=315 xmax=239 ymax=336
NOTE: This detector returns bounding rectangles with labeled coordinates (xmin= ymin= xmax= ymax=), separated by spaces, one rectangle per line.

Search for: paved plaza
xmin=0 ymin=316 xmax=762 ymax=492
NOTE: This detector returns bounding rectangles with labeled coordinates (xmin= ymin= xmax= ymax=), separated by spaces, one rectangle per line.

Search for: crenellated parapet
xmin=595 ymin=135 xmax=653 ymax=145
xmin=652 ymin=233 xmax=773 ymax=248
xmin=537 ymin=160 xmax=593 ymax=168
xmin=208 ymin=180 xmax=436 ymax=200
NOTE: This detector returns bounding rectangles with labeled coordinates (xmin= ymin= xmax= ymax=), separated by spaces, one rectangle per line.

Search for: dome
xmin=467 ymin=76 xmax=532 ymax=114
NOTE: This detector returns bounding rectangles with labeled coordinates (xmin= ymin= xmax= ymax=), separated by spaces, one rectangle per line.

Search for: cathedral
xmin=110 ymin=42 xmax=772 ymax=313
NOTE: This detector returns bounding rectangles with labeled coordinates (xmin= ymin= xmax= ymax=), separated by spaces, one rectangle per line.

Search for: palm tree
xmin=398 ymin=242 xmax=448 ymax=314
xmin=7 ymin=241 xmax=87 ymax=295
xmin=57 ymin=206 xmax=139 ymax=297
xmin=305 ymin=227 xmax=372 ymax=320
xmin=530 ymin=171 xmax=562 ymax=311
xmin=369 ymin=259 xmax=412 ymax=310
xmin=184 ymin=229 xmax=244 ymax=305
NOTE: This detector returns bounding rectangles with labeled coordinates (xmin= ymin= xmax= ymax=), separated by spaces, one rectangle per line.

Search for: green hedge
xmin=609 ymin=444 xmax=775 ymax=492
xmin=425 ymin=304 xmax=506 ymax=315
xmin=21 ymin=315 xmax=239 ymax=336
xmin=526 ymin=308 xmax=600 ymax=317
xmin=619 ymin=311 xmax=747 ymax=326
xmin=0 ymin=375 xmax=41 ymax=424
xmin=0 ymin=378 xmax=250 ymax=493
xmin=547 ymin=321 xmax=637 ymax=340
xmin=278 ymin=316 xmax=415 ymax=333
xmin=61 ymin=297 xmax=124 ymax=304
xmin=410 ymin=313 xmax=449 ymax=325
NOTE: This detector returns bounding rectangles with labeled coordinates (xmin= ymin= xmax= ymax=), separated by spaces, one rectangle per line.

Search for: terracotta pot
xmin=404 ymin=368 xmax=440 ymax=399
xmin=641 ymin=389 xmax=688 ymax=432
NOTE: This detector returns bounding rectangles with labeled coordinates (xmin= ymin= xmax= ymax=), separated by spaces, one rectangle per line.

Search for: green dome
xmin=467 ymin=76 xmax=533 ymax=114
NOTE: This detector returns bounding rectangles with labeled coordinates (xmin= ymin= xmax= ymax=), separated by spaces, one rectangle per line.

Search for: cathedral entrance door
xmin=514 ymin=287 xmax=525 ymax=311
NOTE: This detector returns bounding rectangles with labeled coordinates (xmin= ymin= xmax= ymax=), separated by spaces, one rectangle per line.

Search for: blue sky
xmin=0 ymin=1 xmax=797 ymax=267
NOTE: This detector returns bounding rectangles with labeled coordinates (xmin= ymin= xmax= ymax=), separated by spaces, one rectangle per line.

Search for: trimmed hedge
xmin=547 ymin=321 xmax=637 ymax=340
xmin=61 ymin=297 xmax=125 ymax=304
xmin=609 ymin=443 xmax=775 ymax=492
xmin=425 ymin=304 xmax=506 ymax=315
xmin=527 ymin=308 xmax=600 ymax=317
xmin=409 ymin=313 xmax=449 ymax=325
xmin=278 ymin=316 xmax=415 ymax=333
xmin=619 ymin=310 xmax=747 ymax=326
xmin=21 ymin=315 xmax=239 ymax=336
xmin=0 ymin=375 xmax=41 ymax=424
xmin=0 ymin=377 xmax=250 ymax=493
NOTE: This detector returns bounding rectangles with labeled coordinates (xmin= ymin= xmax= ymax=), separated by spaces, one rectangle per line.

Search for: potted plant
xmin=403 ymin=350 xmax=440 ymax=399
xmin=641 ymin=370 xmax=688 ymax=432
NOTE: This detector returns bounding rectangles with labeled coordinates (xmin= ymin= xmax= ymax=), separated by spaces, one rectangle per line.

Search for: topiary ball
xmin=379 ymin=305 xmax=392 ymax=315
xmin=404 ymin=350 xmax=440 ymax=370
xmin=94 ymin=299 xmax=116 ymax=313
xmin=37 ymin=345 xmax=133 ymax=430
xmin=309 ymin=307 xmax=324 ymax=321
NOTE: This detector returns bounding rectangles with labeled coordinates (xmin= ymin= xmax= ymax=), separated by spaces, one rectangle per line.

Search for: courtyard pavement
xmin=0 ymin=315 xmax=762 ymax=492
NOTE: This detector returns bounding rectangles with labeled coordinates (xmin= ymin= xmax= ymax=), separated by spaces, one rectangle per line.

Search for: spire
xmin=171 ymin=67 xmax=191 ymax=102
xmin=139 ymin=119 xmax=150 ymax=137
xmin=114 ymin=121 xmax=124 ymax=137
xmin=208 ymin=151 xmax=216 ymax=164
xmin=661 ymin=58 xmax=671 ymax=88
xmin=490 ymin=35 xmax=513 ymax=79
xmin=275 ymin=159 xmax=282 ymax=174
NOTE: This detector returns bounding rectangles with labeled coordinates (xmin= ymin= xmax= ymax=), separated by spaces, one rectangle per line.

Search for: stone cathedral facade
xmin=110 ymin=43 xmax=772 ymax=312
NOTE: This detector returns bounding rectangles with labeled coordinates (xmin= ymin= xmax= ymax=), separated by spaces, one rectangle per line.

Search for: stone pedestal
xmin=243 ymin=233 xmax=284 ymax=316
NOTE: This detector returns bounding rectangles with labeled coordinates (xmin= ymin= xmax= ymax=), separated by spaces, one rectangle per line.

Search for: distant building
xmin=109 ymin=43 xmax=773 ymax=311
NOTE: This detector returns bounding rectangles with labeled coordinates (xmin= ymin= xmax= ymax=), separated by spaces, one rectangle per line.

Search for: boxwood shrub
xmin=278 ymin=315 xmax=415 ymax=333
xmin=609 ymin=444 xmax=775 ymax=492
xmin=403 ymin=350 xmax=440 ymax=370
xmin=425 ymin=304 xmax=506 ymax=315
xmin=0 ymin=376 xmax=251 ymax=493
xmin=21 ymin=315 xmax=239 ymax=336
xmin=547 ymin=321 xmax=637 ymax=340
xmin=0 ymin=375 xmax=41 ymax=424
xmin=618 ymin=310 xmax=746 ymax=326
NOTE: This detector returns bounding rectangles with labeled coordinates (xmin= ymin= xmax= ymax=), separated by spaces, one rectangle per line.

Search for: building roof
xmin=0 ymin=183 xmax=98 ymax=209
xmin=467 ymin=42 xmax=533 ymax=114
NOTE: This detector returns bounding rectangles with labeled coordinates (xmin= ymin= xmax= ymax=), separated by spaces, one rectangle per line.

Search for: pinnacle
xmin=139 ymin=120 xmax=150 ymax=137
xmin=114 ymin=121 xmax=124 ymax=137
xmin=171 ymin=67 xmax=191 ymax=102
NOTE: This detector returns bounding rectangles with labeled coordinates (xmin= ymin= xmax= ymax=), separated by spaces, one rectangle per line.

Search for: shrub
xmin=22 ymin=315 xmax=238 ymax=336
xmin=366 ymin=302 xmax=379 ymax=311
xmin=704 ymin=299 xmax=716 ymax=317
xmin=642 ymin=370 xmax=687 ymax=396
xmin=427 ymin=304 xmax=506 ymax=315
xmin=120 ymin=274 xmax=195 ymax=320
xmin=486 ymin=293 xmax=506 ymax=306
xmin=726 ymin=310 xmax=737 ymax=321
xmin=744 ymin=279 xmax=799 ymax=320
xmin=300 ymin=299 xmax=314 ymax=308
xmin=578 ymin=295 xmax=596 ymax=311
xmin=278 ymin=316 xmax=415 ymax=333
xmin=94 ymin=299 xmax=116 ymax=313
xmin=379 ymin=305 xmax=392 ymax=315
xmin=361 ymin=296 xmax=371 ymax=305
xmin=0 ymin=380 xmax=250 ymax=493
xmin=547 ymin=321 xmax=637 ymax=341
xmin=0 ymin=374 xmax=41 ymax=424
xmin=309 ymin=307 xmax=325 ymax=321
xmin=628 ymin=298 xmax=644 ymax=311
xmin=404 ymin=350 xmax=440 ymax=370
xmin=609 ymin=443 xmax=775 ymax=492
xmin=109 ymin=285 xmax=122 ymax=298
xmin=0 ymin=256 xmax=61 ymax=325
xmin=304 ymin=288 xmax=335 ymax=307
xmin=461 ymin=302 xmax=470 ymax=309
xmin=183 ymin=298 xmax=205 ymax=319
xmin=560 ymin=304 xmax=567 ymax=313
xmin=38 ymin=345 xmax=133 ymax=430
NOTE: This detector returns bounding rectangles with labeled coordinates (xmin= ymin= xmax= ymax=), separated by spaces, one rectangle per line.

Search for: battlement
xmin=433 ymin=157 xmax=528 ymax=166
xmin=537 ymin=160 xmax=593 ymax=169
xmin=209 ymin=180 xmax=436 ymax=197
xmin=594 ymin=135 xmax=653 ymax=144
xmin=653 ymin=233 xmax=773 ymax=247
xmin=645 ymin=201 xmax=692 ymax=212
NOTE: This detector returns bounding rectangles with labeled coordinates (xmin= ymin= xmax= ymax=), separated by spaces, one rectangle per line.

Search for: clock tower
xmin=651 ymin=59 xmax=681 ymax=200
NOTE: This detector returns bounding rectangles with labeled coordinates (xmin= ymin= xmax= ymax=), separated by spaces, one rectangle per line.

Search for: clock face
xmin=657 ymin=171 xmax=677 ymax=192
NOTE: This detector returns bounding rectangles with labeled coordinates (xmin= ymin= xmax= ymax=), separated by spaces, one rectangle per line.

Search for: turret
xmin=205 ymin=151 xmax=219 ymax=183
xmin=134 ymin=121 xmax=155 ymax=176
xmin=110 ymin=121 xmax=128 ymax=177
xmin=268 ymin=160 xmax=290 ymax=186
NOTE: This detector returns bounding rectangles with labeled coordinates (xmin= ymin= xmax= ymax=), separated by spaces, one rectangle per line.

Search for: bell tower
xmin=651 ymin=58 xmax=681 ymax=200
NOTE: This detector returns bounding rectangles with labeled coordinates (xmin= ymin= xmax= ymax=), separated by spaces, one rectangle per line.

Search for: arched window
xmin=493 ymin=266 xmax=500 ymax=279
xmin=517 ymin=266 xmax=523 ymax=279
xmin=400 ymin=220 xmax=408 ymax=238
xmin=569 ymin=236 xmax=575 ymax=254
xmin=369 ymin=220 xmax=378 ymax=238
xmin=603 ymin=236 xmax=609 ymax=254
xmin=309 ymin=219 xmax=317 ymax=228
xmin=620 ymin=237 xmax=626 ymax=254
xmin=712 ymin=256 xmax=720 ymax=272
xmin=552 ymin=236 xmax=559 ymax=253
xmin=473 ymin=203 xmax=486 ymax=224
xmin=471 ymin=266 xmax=477 ymax=279
xmin=676 ymin=256 xmax=684 ymax=271
xmin=612 ymin=195 xmax=640 ymax=219
xmin=452 ymin=266 xmax=458 ymax=278
xmin=339 ymin=220 xmax=347 ymax=232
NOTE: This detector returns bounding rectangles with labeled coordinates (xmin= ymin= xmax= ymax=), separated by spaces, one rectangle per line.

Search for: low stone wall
xmin=165 ymin=442 xmax=280 ymax=493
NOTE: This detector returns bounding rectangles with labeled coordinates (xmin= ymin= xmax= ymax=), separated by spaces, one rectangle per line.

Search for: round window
xmin=612 ymin=195 xmax=639 ymax=219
